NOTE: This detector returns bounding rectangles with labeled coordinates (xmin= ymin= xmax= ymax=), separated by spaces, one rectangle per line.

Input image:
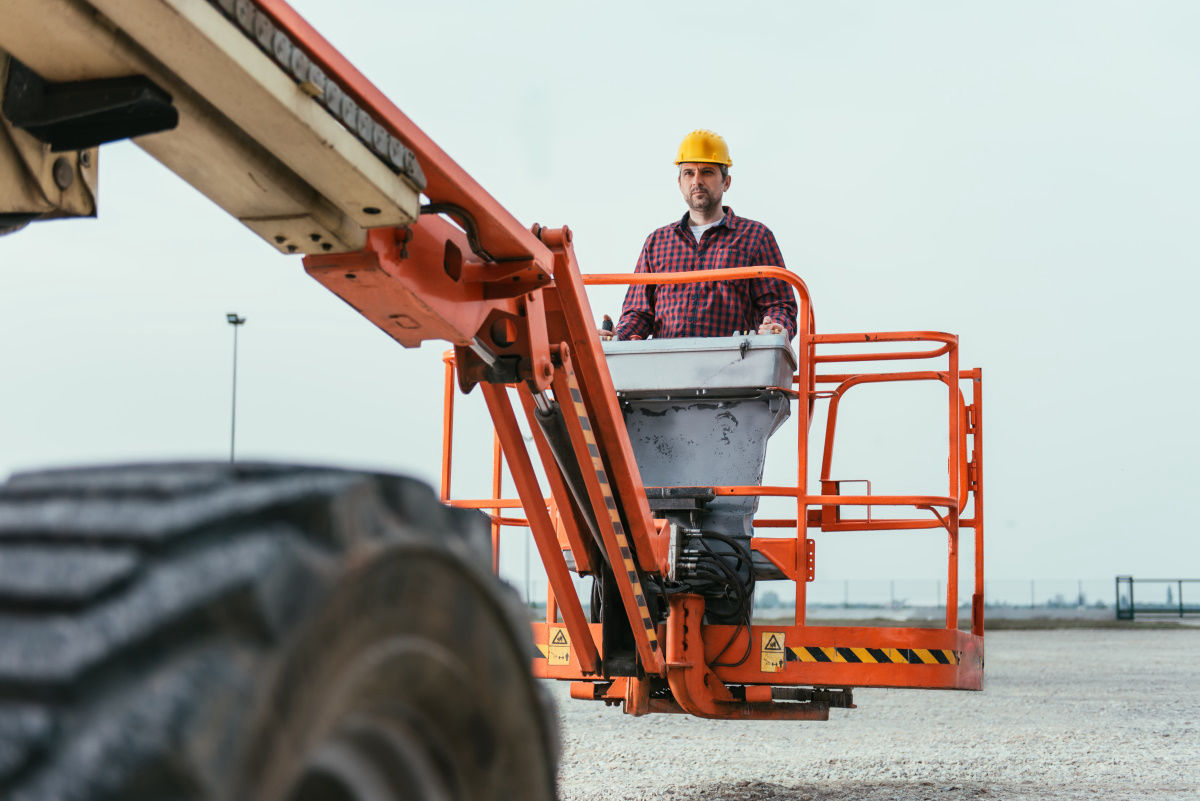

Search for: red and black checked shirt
xmin=614 ymin=207 xmax=798 ymax=340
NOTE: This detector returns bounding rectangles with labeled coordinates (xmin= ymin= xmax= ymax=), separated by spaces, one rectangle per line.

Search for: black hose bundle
xmin=655 ymin=531 xmax=756 ymax=667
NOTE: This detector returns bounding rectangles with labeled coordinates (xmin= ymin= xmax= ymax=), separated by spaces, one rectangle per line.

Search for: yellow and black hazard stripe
xmin=565 ymin=374 xmax=659 ymax=655
xmin=535 ymin=644 xmax=548 ymax=658
xmin=788 ymin=646 xmax=959 ymax=665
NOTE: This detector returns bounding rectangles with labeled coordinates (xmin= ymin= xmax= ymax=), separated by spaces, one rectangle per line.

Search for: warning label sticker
xmin=761 ymin=631 xmax=785 ymax=673
xmin=548 ymin=627 xmax=571 ymax=666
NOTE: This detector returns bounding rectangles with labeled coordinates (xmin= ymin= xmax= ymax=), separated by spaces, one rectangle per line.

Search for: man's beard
xmin=689 ymin=191 xmax=719 ymax=214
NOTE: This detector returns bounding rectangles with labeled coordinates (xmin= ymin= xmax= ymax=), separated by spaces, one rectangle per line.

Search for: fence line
xmin=1115 ymin=576 xmax=1200 ymax=619
xmin=507 ymin=570 xmax=1124 ymax=611
xmin=756 ymin=578 xmax=1116 ymax=610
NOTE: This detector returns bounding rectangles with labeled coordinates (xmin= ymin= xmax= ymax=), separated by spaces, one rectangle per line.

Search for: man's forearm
xmin=614 ymin=310 xmax=652 ymax=340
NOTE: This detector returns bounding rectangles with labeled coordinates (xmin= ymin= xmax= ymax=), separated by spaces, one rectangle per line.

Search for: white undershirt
xmin=689 ymin=217 xmax=723 ymax=242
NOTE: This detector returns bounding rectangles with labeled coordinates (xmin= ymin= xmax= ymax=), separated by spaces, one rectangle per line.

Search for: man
xmin=600 ymin=129 xmax=797 ymax=341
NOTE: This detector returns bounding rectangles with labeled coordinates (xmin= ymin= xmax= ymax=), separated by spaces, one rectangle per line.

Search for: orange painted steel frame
xmin=443 ymin=264 xmax=984 ymax=718
xmin=265 ymin=0 xmax=984 ymax=719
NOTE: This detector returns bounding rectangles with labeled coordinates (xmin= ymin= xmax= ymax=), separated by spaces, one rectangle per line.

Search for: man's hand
xmin=598 ymin=313 xmax=615 ymax=340
xmin=757 ymin=315 xmax=785 ymax=336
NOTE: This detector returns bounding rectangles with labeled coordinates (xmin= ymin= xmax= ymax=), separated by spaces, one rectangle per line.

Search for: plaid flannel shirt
xmin=614 ymin=207 xmax=798 ymax=340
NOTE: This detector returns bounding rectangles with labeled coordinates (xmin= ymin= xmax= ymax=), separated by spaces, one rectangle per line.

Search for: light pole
xmin=226 ymin=313 xmax=246 ymax=463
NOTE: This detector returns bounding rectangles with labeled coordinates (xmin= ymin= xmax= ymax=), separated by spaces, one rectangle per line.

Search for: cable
xmin=693 ymin=533 xmax=756 ymax=668
xmin=652 ymin=531 xmax=758 ymax=668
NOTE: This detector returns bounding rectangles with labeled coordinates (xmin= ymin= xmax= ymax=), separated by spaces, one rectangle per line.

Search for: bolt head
xmin=52 ymin=157 xmax=74 ymax=191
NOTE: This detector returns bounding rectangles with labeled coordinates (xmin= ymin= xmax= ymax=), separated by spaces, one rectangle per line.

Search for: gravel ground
xmin=553 ymin=628 xmax=1200 ymax=800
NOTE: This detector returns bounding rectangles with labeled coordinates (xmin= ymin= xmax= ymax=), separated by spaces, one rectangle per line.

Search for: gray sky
xmin=2 ymin=1 xmax=1198 ymax=597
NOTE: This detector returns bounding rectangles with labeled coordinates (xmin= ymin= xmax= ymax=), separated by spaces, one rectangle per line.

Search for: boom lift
xmin=0 ymin=0 xmax=983 ymax=797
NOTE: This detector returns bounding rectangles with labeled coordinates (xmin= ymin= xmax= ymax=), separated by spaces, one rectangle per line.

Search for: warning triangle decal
xmin=763 ymin=635 xmax=782 ymax=652
xmin=551 ymin=629 xmax=569 ymax=646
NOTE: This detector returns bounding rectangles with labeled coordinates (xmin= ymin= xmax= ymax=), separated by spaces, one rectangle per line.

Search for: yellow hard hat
xmin=675 ymin=129 xmax=732 ymax=167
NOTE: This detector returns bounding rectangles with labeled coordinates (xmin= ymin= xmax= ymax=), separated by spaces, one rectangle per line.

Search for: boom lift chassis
xmin=0 ymin=0 xmax=983 ymax=728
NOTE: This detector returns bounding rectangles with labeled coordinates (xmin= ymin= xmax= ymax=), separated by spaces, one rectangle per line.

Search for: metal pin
xmin=234 ymin=0 xmax=254 ymax=32
xmin=372 ymin=124 xmax=390 ymax=157
xmin=253 ymin=12 xmax=276 ymax=52
xmin=388 ymin=136 xmax=409 ymax=170
xmin=356 ymin=110 xmax=375 ymax=145
xmin=272 ymin=30 xmax=292 ymax=66
xmin=339 ymin=95 xmax=359 ymax=128
xmin=289 ymin=47 xmax=310 ymax=82
xmin=321 ymin=78 xmax=343 ymax=113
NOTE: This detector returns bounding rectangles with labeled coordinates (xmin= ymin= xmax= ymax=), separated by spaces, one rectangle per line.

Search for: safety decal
xmin=564 ymin=373 xmax=660 ymax=655
xmin=548 ymin=626 xmax=572 ymax=666
xmin=787 ymin=646 xmax=960 ymax=665
xmin=760 ymin=632 xmax=785 ymax=673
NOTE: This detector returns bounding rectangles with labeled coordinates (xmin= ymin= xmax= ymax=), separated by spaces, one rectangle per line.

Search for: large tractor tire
xmin=0 ymin=463 xmax=558 ymax=801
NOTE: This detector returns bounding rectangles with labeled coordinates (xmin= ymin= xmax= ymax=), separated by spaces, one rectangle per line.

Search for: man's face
xmin=678 ymin=162 xmax=731 ymax=215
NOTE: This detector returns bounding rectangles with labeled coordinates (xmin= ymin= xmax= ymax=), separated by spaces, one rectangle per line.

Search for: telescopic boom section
xmin=0 ymin=0 xmax=668 ymax=675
